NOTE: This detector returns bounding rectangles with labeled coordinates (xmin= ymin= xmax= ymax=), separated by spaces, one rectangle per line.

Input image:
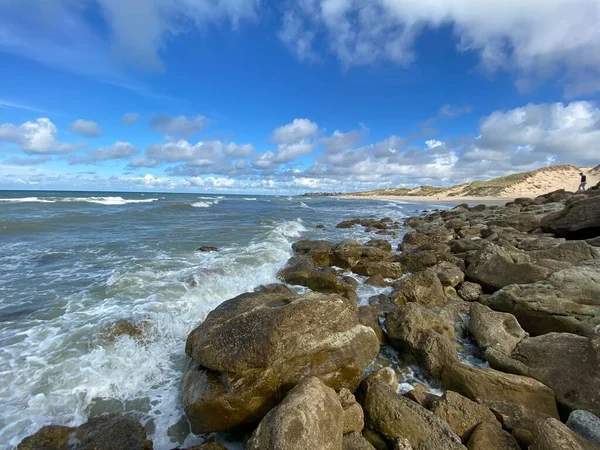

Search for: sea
xmin=0 ymin=191 xmax=452 ymax=449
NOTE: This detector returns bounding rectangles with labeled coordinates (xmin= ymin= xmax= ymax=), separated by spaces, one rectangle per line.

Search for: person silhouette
xmin=578 ymin=172 xmax=587 ymax=191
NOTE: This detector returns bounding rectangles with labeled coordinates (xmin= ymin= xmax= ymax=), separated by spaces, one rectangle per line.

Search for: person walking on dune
xmin=578 ymin=172 xmax=587 ymax=191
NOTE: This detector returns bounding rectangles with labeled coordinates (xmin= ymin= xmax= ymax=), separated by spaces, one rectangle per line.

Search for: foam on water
xmin=243 ymin=197 xmax=257 ymax=201
xmin=0 ymin=219 xmax=306 ymax=450
xmin=0 ymin=197 xmax=55 ymax=203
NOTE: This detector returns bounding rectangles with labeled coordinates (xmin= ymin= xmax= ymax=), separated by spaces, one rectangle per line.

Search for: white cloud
xmin=271 ymin=118 xmax=319 ymax=144
xmin=70 ymin=119 xmax=101 ymax=137
xmin=0 ymin=118 xmax=84 ymax=154
xmin=150 ymin=115 xmax=209 ymax=138
xmin=122 ymin=113 xmax=141 ymax=124
xmin=69 ymin=141 xmax=140 ymax=165
xmin=282 ymin=0 xmax=600 ymax=95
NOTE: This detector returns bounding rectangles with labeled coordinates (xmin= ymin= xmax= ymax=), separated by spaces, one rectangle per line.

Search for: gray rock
xmin=567 ymin=410 xmax=600 ymax=446
xmin=389 ymin=270 xmax=447 ymax=306
xmin=540 ymin=195 xmax=600 ymax=240
xmin=457 ymin=282 xmax=483 ymax=302
xmin=530 ymin=418 xmax=600 ymax=450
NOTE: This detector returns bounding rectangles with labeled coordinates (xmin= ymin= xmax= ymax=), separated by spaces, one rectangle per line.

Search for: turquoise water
xmin=0 ymin=191 xmax=436 ymax=449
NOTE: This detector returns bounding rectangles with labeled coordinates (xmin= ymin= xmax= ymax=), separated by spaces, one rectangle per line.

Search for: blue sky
xmin=1 ymin=0 xmax=599 ymax=193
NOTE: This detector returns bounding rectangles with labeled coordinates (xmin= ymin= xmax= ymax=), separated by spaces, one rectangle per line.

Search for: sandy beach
xmin=340 ymin=194 xmax=515 ymax=205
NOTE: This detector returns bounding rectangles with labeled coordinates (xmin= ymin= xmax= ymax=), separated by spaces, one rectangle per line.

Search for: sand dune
xmin=343 ymin=165 xmax=600 ymax=202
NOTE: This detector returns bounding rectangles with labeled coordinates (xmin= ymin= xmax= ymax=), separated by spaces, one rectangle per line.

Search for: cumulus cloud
xmin=281 ymin=0 xmax=600 ymax=95
xmin=68 ymin=141 xmax=140 ymax=165
xmin=0 ymin=118 xmax=84 ymax=154
xmin=70 ymin=119 xmax=101 ymax=137
xmin=122 ymin=113 xmax=141 ymax=124
xmin=150 ymin=115 xmax=209 ymax=138
xmin=271 ymin=118 xmax=319 ymax=144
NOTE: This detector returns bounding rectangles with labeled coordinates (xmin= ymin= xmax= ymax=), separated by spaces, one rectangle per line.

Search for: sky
xmin=0 ymin=0 xmax=599 ymax=194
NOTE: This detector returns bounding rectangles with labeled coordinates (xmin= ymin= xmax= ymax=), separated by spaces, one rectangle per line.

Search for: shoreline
xmin=338 ymin=194 xmax=514 ymax=205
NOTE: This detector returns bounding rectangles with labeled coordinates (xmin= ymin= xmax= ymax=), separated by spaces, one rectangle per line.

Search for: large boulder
xmin=441 ymin=363 xmax=559 ymax=431
xmin=17 ymin=415 xmax=152 ymax=450
xmin=353 ymin=261 xmax=404 ymax=279
xmin=434 ymin=262 xmax=465 ymax=287
xmin=483 ymin=261 xmax=600 ymax=337
xmin=389 ymin=270 xmax=447 ymax=306
xmin=279 ymin=257 xmax=353 ymax=294
xmin=430 ymin=391 xmax=500 ymax=442
xmin=469 ymin=303 xmax=528 ymax=355
xmin=246 ymin=377 xmax=344 ymax=450
xmin=466 ymin=422 xmax=520 ymax=450
xmin=292 ymin=240 xmax=333 ymax=267
xmin=397 ymin=250 xmax=439 ymax=273
xmin=540 ymin=195 xmax=600 ymax=240
xmin=465 ymin=243 xmax=553 ymax=292
xmin=487 ymin=333 xmax=600 ymax=417
xmin=530 ymin=418 xmax=600 ymax=450
xmin=343 ymin=432 xmax=377 ymax=450
xmin=361 ymin=378 xmax=465 ymax=450
xmin=528 ymin=241 xmax=599 ymax=265
xmin=399 ymin=232 xmax=434 ymax=251
xmin=183 ymin=291 xmax=379 ymax=433
xmin=385 ymin=303 xmax=458 ymax=379
xmin=488 ymin=214 xmax=541 ymax=232
xmin=332 ymin=240 xmax=394 ymax=269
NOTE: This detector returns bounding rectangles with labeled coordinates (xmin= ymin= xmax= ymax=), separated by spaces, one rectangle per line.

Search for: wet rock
xmin=465 ymin=243 xmax=553 ymax=292
xmin=365 ymin=273 xmax=389 ymax=287
xmin=483 ymin=261 xmax=600 ymax=337
xmin=280 ymin=257 xmax=353 ymax=294
xmin=316 ymin=224 xmax=326 ymax=230
xmin=403 ymin=383 xmax=437 ymax=410
xmin=540 ymin=195 xmax=600 ymax=240
xmin=74 ymin=414 xmax=153 ymax=450
xmin=469 ymin=303 xmax=528 ymax=355
xmin=292 ymin=240 xmax=333 ymax=267
xmin=17 ymin=425 xmax=74 ymax=450
xmin=439 ymin=302 xmax=470 ymax=339
xmin=441 ymin=363 xmax=559 ymax=431
xmin=197 ymin=246 xmax=219 ymax=252
xmin=567 ymin=410 xmax=600 ymax=446
xmin=183 ymin=290 xmax=379 ymax=433
xmin=530 ymin=418 xmax=600 ymax=450
xmin=361 ymin=378 xmax=465 ymax=449
xmin=337 ymin=219 xmax=361 ymax=229
xmin=368 ymin=294 xmax=397 ymax=316
xmin=253 ymin=283 xmax=295 ymax=295
xmin=358 ymin=306 xmax=386 ymax=346
xmin=456 ymin=282 xmax=483 ymax=302
xmin=431 ymin=391 xmax=500 ymax=442
xmin=186 ymin=443 xmax=229 ymax=450
xmin=385 ymin=303 xmax=458 ymax=379
xmin=466 ymin=422 xmax=520 ymax=450
xmin=389 ymin=270 xmax=446 ymax=306
xmin=107 ymin=320 xmax=146 ymax=341
xmin=246 ymin=377 xmax=344 ymax=450
xmin=433 ymin=262 xmax=465 ymax=287
xmin=487 ymin=333 xmax=600 ymax=417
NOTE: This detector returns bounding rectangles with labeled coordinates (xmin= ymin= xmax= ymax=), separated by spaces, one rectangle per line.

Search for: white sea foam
xmin=191 ymin=199 xmax=219 ymax=208
xmin=0 ymin=197 xmax=55 ymax=203
xmin=299 ymin=202 xmax=310 ymax=209
xmin=0 ymin=219 xmax=306 ymax=450
xmin=243 ymin=197 xmax=257 ymax=201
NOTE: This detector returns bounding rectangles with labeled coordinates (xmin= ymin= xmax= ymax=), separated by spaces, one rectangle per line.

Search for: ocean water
xmin=0 ymin=191 xmax=442 ymax=449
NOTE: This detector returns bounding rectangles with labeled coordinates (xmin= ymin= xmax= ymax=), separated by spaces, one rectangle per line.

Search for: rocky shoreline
xmin=17 ymin=188 xmax=600 ymax=450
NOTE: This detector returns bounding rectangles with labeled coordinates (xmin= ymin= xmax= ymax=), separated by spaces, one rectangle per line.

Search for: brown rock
xmin=246 ymin=377 xmax=344 ymax=450
xmin=343 ymin=432 xmax=377 ymax=450
xmin=365 ymin=239 xmax=393 ymax=252
xmin=385 ymin=303 xmax=458 ymax=379
xmin=358 ymin=306 xmax=386 ymax=346
xmin=466 ymin=422 xmax=520 ymax=450
xmin=389 ymin=270 xmax=446 ymax=306
xmin=530 ymin=418 xmax=600 ymax=450
xmin=361 ymin=379 xmax=465 ymax=449
xmin=399 ymin=232 xmax=434 ymax=251
xmin=353 ymin=261 xmax=404 ymax=279
xmin=441 ymin=363 xmax=559 ymax=431
xmin=540 ymin=195 xmax=600 ymax=240
xmin=292 ymin=240 xmax=332 ymax=267
xmin=74 ymin=414 xmax=153 ymax=450
xmin=365 ymin=273 xmax=389 ymax=287
xmin=17 ymin=425 xmax=74 ymax=450
xmin=469 ymin=303 xmax=528 ymax=355
xmin=431 ymin=391 xmax=500 ymax=442
xmin=339 ymin=388 xmax=365 ymax=434
xmin=434 ymin=262 xmax=465 ymax=287
xmin=487 ymin=333 xmax=600 ymax=417
xmin=183 ymin=291 xmax=379 ymax=433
